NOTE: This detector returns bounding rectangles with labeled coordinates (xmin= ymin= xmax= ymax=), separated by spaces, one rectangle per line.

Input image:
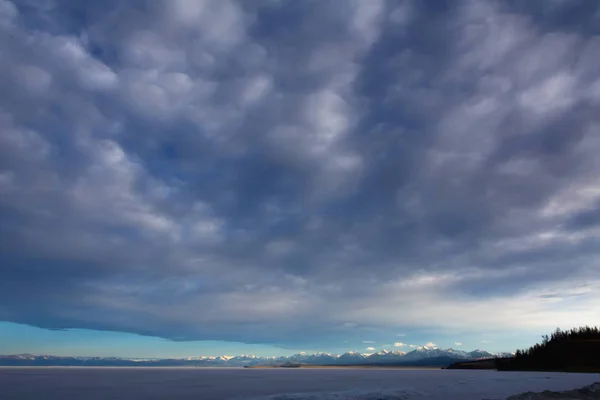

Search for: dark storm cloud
xmin=1 ymin=0 xmax=600 ymax=346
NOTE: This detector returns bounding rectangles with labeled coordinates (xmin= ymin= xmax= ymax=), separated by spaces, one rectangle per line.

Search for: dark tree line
xmin=500 ymin=326 xmax=600 ymax=372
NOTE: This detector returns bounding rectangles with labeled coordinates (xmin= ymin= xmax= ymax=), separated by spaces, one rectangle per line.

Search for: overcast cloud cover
xmin=1 ymin=0 xmax=600 ymax=352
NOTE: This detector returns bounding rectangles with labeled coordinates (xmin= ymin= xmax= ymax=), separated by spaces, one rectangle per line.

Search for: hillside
xmin=500 ymin=326 xmax=600 ymax=372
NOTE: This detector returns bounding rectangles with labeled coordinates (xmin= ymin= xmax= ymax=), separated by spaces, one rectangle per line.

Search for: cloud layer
xmin=1 ymin=0 xmax=600 ymax=348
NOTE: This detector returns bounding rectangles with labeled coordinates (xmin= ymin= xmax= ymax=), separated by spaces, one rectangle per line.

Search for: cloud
xmin=362 ymin=340 xmax=376 ymax=344
xmin=424 ymin=342 xmax=437 ymax=349
xmin=481 ymin=340 xmax=492 ymax=344
xmin=394 ymin=342 xmax=405 ymax=347
xmin=1 ymin=0 xmax=600 ymax=350
xmin=366 ymin=347 xmax=376 ymax=351
xmin=409 ymin=345 xmax=418 ymax=348
xmin=455 ymin=342 xmax=463 ymax=347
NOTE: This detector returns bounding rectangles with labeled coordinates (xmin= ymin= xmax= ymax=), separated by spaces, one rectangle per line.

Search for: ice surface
xmin=505 ymin=382 xmax=600 ymax=399
xmin=245 ymin=388 xmax=427 ymax=399
xmin=0 ymin=367 xmax=598 ymax=400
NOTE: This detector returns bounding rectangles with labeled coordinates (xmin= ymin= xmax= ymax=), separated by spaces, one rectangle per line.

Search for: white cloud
xmin=366 ymin=347 xmax=376 ymax=351
xmin=424 ymin=342 xmax=437 ymax=348
xmin=455 ymin=342 xmax=463 ymax=347
xmin=265 ymin=240 xmax=295 ymax=258
xmin=362 ymin=340 xmax=376 ymax=344
xmin=50 ymin=36 xmax=118 ymax=91
xmin=393 ymin=342 xmax=405 ymax=347
xmin=0 ymin=0 xmax=18 ymax=29
xmin=333 ymin=275 xmax=600 ymax=335
xmin=164 ymin=0 xmax=245 ymax=48
xmin=1 ymin=0 xmax=600 ymax=350
xmin=14 ymin=65 xmax=52 ymax=95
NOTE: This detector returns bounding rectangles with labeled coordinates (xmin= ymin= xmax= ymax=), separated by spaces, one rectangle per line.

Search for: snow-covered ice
xmin=505 ymin=382 xmax=600 ymax=399
xmin=0 ymin=367 xmax=598 ymax=400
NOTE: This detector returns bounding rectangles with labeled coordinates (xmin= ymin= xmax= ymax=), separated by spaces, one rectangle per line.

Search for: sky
xmin=1 ymin=0 xmax=600 ymax=359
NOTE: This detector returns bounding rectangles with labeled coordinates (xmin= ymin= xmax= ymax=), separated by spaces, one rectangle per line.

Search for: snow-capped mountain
xmin=298 ymin=352 xmax=338 ymax=365
xmin=401 ymin=346 xmax=464 ymax=361
xmin=365 ymin=349 xmax=407 ymax=363
xmin=0 ymin=348 xmax=510 ymax=367
xmin=230 ymin=354 xmax=260 ymax=363
xmin=466 ymin=349 xmax=495 ymax=359
xmin=336 ymin=351 xmax=368 ymax=364
xmin=282 ymin=352 xmax=337 ymax=365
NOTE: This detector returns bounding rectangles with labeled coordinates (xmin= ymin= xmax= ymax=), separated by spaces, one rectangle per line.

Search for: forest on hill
xmin=499 ymin=326 xmax=600 ymax=372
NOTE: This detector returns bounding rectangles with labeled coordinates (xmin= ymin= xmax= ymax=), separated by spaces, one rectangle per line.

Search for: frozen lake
xmin=0 ymin=367 xmax=598 ymax=399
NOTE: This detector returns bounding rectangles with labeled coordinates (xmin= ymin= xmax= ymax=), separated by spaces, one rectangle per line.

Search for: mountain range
xmin=0 ymin=346 xmax=513 ymax=367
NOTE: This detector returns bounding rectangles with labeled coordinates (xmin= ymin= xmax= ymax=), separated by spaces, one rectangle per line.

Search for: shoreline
xmin=245 ymin=365 xmax=442 ymax=369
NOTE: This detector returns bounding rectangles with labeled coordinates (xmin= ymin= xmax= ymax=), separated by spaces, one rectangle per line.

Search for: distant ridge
xmin=0 ymin=347 xmax=509 ymax=367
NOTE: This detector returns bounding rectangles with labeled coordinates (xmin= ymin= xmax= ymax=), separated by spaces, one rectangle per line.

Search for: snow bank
xmin=506 ymin=382 xmax=600 ymax=399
